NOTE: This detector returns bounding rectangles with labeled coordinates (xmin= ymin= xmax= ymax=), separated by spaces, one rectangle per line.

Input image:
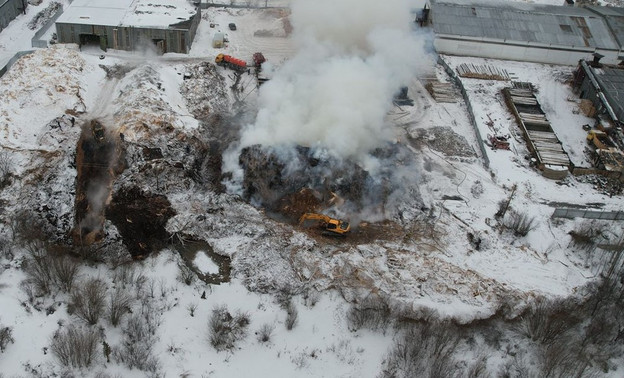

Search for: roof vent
xmin=591 ymin=52 xmax=604 ymax=68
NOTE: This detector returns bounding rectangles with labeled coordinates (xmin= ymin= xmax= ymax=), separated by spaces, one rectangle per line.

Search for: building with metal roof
xmin=55 ymin=0 xmax=200 ymax=54
xmin=1 ymin=0 xmax=27 ymax=34
xmin=431 ymin=0 xmax=622 ymax=65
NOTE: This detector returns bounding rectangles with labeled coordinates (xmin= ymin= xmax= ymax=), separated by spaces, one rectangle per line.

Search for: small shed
xmin=212 ymin=32 xmax=224 ymax=48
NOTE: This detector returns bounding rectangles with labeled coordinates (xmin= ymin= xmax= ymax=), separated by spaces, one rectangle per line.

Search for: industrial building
xmin=0 ymin=0 xmax=27 ymax=33
xmin=431 ymin=0 xmax=623 ymax=65
xmin=55 ymin=0 xmax=200 ymax=54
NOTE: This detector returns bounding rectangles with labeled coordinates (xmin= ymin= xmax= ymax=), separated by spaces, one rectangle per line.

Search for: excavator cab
xmin=299 ymin=212 xmax=350 ymax=236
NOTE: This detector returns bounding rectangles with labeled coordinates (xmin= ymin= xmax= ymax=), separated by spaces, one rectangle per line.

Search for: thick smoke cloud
xmin=224 ymin=0 xmax=433 ymax=192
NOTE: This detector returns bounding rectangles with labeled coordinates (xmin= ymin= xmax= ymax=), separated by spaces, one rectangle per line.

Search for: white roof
xmin=56 ymin=0 xmax=197 ymax=29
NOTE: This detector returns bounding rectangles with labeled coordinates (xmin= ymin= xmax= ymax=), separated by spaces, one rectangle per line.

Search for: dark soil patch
xmin=106 ymin=186 xmax=175 ymax=258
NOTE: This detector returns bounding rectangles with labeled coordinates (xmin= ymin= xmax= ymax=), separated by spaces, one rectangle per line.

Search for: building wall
xmin=0 ymin=0 xmax=27 ymax=33
xmin=56 ymin=8 xmax=200 ymax=54
xmin=434 ymin=36 xmax=621 ymax=66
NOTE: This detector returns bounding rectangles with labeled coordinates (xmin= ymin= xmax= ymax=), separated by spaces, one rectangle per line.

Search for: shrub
xmin=114 ymin=312 xmax=161 ymax=373
xmin=70 ymin=278 xmax=107 ymax=325
xmin=209 ymin=305 xmax=250 ymax=351
xmin=0 ymin=326 xmax=14 ymax=352
xmin=50 ymin=325 xmax=99 ymax=368
xmin=380 ymin=321 xmax=460 ymax=378
xmin=108 ymin=288 xmax=133 ymax=327
xmin=504 ymin=211 xmax=536 ymax=237
xmin=520 ymin=298 xmax=578 ymax=345
xmin=257 ymin=323 xmax=274 ymax=343
xmin=346 ymin=298 xmax=392 ymax=333
xmin=177 ymin=262 xmax=195 ymax=286
xmin=285 ymin=301 xmax=298 ymax=331
xmin=51 ymin=254 xmax=80 ymax=293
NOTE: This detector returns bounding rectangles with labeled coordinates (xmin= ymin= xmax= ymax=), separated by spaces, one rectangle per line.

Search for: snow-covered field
xmin=0 ymin=0 xmax=623 ymax=377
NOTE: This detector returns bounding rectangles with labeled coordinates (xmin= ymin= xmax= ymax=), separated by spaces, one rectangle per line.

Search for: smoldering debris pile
xmin=237 ymin=143 xmax=423 ymax=223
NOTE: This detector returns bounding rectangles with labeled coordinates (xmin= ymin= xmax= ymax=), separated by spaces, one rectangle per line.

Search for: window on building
xmin=560 ymin=24 xmax=573 ymax=33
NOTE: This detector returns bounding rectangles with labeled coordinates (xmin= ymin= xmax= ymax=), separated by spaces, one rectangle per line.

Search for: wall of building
xmin=0 ymin=0 xmax=26 ymax=33
xmin=56 ymin=9 xmax=200 ymax=54
xmin=434 ymin=36 xmax=621 ymax=66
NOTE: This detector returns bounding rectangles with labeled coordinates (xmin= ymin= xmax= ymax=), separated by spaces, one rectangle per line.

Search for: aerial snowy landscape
xmin=0 ymin=0 xmax=624 ymax=377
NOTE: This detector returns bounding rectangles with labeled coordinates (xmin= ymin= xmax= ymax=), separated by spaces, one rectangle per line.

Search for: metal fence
xmin=0 ymin=50 xmax=34 ymax=78
xmin=438 ymin=56 xmax=490 ymax=168
xmin=31 ymin=4 xmax=65 ymax=48
xmin=552 ymin=208 xmax=624 ymax=220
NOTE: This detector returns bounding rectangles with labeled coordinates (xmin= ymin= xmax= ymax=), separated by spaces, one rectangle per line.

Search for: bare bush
xmin=380 ymin=321 xmax=460 ymax=378
xmin=108 ymin=288 xmax=133 ymax=327
xmin=114 ymin=312 xmax=161 ymax=373
xmin=0 ymin=150 xmax=13 ymax=189
xmin=69 ymin=278 xmax=107 ymax=325
xmin=50 ymin=254 xmax=80 ymax=293
xmin=257 ymin=323 xmax=274 ymax=343
xmin=50 ymin=325 xmax=100 ymax=368
xmin=187 ymin=303 xmax=198 ymax=317
xmin=22 ymin=241 xmax=53 ymax=297
xmin=466 ymin=355 xmax=489 ymax=378
xmin=504 ymin=211 xmax=536 ymax=237
xmin=112 ymin=263 xmax=146 ymax=290
xmin=285 ymin=301 xmax=298 ymax=331
xmin=209 ymin=305 xmax=250 ymax=351
xmin=520 ymin=298 xmax=579 ymax=345
xmin=0 ymin=326 xmax=14 ymax=352
xmin=177 ymin=262 xmax=195 ymax=286
xmin=568 ymin=221 xmax=606 ymax=252
xmin=346 ymin=298 xmax=392 ymax=333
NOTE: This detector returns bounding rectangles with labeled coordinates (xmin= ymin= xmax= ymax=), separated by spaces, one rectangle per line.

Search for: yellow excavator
xmin=299 ymin=213 xmax=350 ymax=236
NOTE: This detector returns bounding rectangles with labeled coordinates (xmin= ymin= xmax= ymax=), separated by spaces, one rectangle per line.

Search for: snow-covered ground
xmin=0 ymin=0 xmax=623 ymax=377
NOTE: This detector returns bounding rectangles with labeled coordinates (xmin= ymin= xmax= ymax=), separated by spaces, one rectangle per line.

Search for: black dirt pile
xmin=106 ymin=186 xmax=175 ymax=258
xmin=239 ymin=145 xmax=386 ymax=220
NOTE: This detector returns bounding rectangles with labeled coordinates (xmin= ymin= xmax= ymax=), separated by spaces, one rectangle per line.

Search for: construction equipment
xmin=299 ymin=212 xmax=350 ymax=236
xmin=215 ymin=53 xmax=247 ymax=72
xmin=587 ymin=129 xmax=616 ymax=150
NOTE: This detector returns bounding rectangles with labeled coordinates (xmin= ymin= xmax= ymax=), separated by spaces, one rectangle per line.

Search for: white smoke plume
xmin=224 ymin=0 xmax=433 ymax=191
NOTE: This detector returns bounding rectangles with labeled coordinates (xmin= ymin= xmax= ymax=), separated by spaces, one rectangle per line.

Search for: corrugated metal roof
xmin=586 ymin=6 xmax=624 ymax=47
xmin=432 ymin=1 xmax=619 ymax=50
xmin=592 ymin=66 xmax=624 ymax=120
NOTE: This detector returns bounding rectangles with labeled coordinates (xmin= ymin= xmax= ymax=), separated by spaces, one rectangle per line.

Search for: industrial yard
xmin=0 ymin=0 xmax=623 ymax=377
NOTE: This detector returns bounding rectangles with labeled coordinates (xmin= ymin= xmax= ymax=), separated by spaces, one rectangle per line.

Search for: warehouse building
xmin=431 ymin=0 xmax=622 ymax=65
xmin=0 ymin=0 xmax=27 ymax=33
xmin=55 ymin=0 xmax=200 ymax=54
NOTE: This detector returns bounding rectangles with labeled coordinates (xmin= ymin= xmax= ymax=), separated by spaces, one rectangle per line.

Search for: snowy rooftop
xmin=56 ymin=0 xmax=198 ymax=29
xmin=431 ymin=0 xmax=619 ymax=50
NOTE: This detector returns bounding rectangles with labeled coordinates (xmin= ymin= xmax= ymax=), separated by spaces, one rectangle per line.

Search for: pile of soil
xmin=106 ymin=186 xmax=176 ymax=258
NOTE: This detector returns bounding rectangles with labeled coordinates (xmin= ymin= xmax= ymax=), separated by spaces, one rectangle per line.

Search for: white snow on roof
xmin=56 ymin=0 xmax=197 ymax=28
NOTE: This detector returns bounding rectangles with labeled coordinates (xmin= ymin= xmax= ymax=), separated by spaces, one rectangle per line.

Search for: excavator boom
xmin=299 ymin=212 xmax=350 ymax=236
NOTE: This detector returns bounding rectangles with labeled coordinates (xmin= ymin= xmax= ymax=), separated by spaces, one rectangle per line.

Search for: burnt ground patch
xmin=106 ymin=186 xmax=176 ymax=258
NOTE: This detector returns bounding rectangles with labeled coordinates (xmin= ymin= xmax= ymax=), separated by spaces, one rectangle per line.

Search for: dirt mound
xmin=106 ymin=186 xmax=176 ymax=258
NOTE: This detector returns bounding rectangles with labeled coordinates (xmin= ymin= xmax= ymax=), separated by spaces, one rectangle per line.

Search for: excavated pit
xmin=72 ymin=119 xmax=125 ymax=245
